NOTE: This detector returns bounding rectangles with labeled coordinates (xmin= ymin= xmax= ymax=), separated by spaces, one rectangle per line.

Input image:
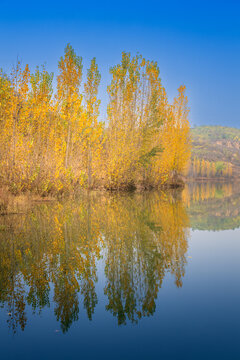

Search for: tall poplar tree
xmin=57 ymin=44 xmax=83 ymax=169
xmin=84 ymin=57 xmax=102 ymax=188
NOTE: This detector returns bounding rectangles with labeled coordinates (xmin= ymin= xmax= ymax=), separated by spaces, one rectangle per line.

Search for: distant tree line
xmin=189 ymin=158 xmax=233 ymax=179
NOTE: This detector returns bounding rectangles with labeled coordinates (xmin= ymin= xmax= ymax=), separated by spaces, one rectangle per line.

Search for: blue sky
xmin=0 ymin=0 xmax=239 ymax=127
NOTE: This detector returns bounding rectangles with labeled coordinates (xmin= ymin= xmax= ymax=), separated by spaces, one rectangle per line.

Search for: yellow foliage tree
xmin=0 ymin=47 xmax=191 ymax=194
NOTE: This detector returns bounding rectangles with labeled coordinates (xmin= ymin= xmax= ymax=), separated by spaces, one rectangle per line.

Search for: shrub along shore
xmin=0 ymin=45 xmax=191 ymax=196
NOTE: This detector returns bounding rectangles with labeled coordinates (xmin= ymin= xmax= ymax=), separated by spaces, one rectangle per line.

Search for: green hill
xmin=190 ymin=126 xmax=240 ymax=178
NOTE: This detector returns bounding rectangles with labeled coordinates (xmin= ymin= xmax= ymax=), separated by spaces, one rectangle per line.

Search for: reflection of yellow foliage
xmin=182 ymin=182 xmax=233 ymax=206
xmin=103 ymin=191 xmax=189 ymax=324
xmin=0 ymin=190 xmax=189 ymax=331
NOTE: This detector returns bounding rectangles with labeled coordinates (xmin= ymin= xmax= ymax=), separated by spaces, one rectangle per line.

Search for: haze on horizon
xmin=0 ymin=0 xmax=239 ymax=128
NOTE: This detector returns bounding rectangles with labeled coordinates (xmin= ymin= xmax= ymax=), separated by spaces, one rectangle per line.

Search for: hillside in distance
xmin=190 ymin=126 xmax=240 ymax=178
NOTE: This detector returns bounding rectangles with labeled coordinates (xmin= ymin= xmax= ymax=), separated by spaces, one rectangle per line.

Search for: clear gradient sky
xmin=0 ymin=0 xmax=239 ymax=127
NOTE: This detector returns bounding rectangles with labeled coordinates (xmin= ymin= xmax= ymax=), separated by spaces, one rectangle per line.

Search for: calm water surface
xmin=0 ymin=183 xmax=239 ymax=360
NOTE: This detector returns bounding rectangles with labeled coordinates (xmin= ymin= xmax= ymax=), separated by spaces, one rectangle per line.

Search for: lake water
xmin=0 ymin=182 xmax=239 ymax=360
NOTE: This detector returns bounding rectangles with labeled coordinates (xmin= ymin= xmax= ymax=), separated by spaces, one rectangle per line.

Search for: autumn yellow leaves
xmin=0 ymin=45 xmax=191 ymax=195
xmin=190 ymin=158 xmax=233 ymax=178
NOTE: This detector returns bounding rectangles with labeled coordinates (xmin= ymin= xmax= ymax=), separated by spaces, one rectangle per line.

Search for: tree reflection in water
xmin=0 ymin=190 xmax=190 ymax=333
xmin=183 ymin=182 xmax=240 ymax=231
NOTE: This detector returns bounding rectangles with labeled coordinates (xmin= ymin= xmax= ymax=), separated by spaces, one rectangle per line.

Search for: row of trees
xmin=0 ymin=45 xmax=191 ymax=194
xmin=190 ymin=158 xmax=233 ymax=178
